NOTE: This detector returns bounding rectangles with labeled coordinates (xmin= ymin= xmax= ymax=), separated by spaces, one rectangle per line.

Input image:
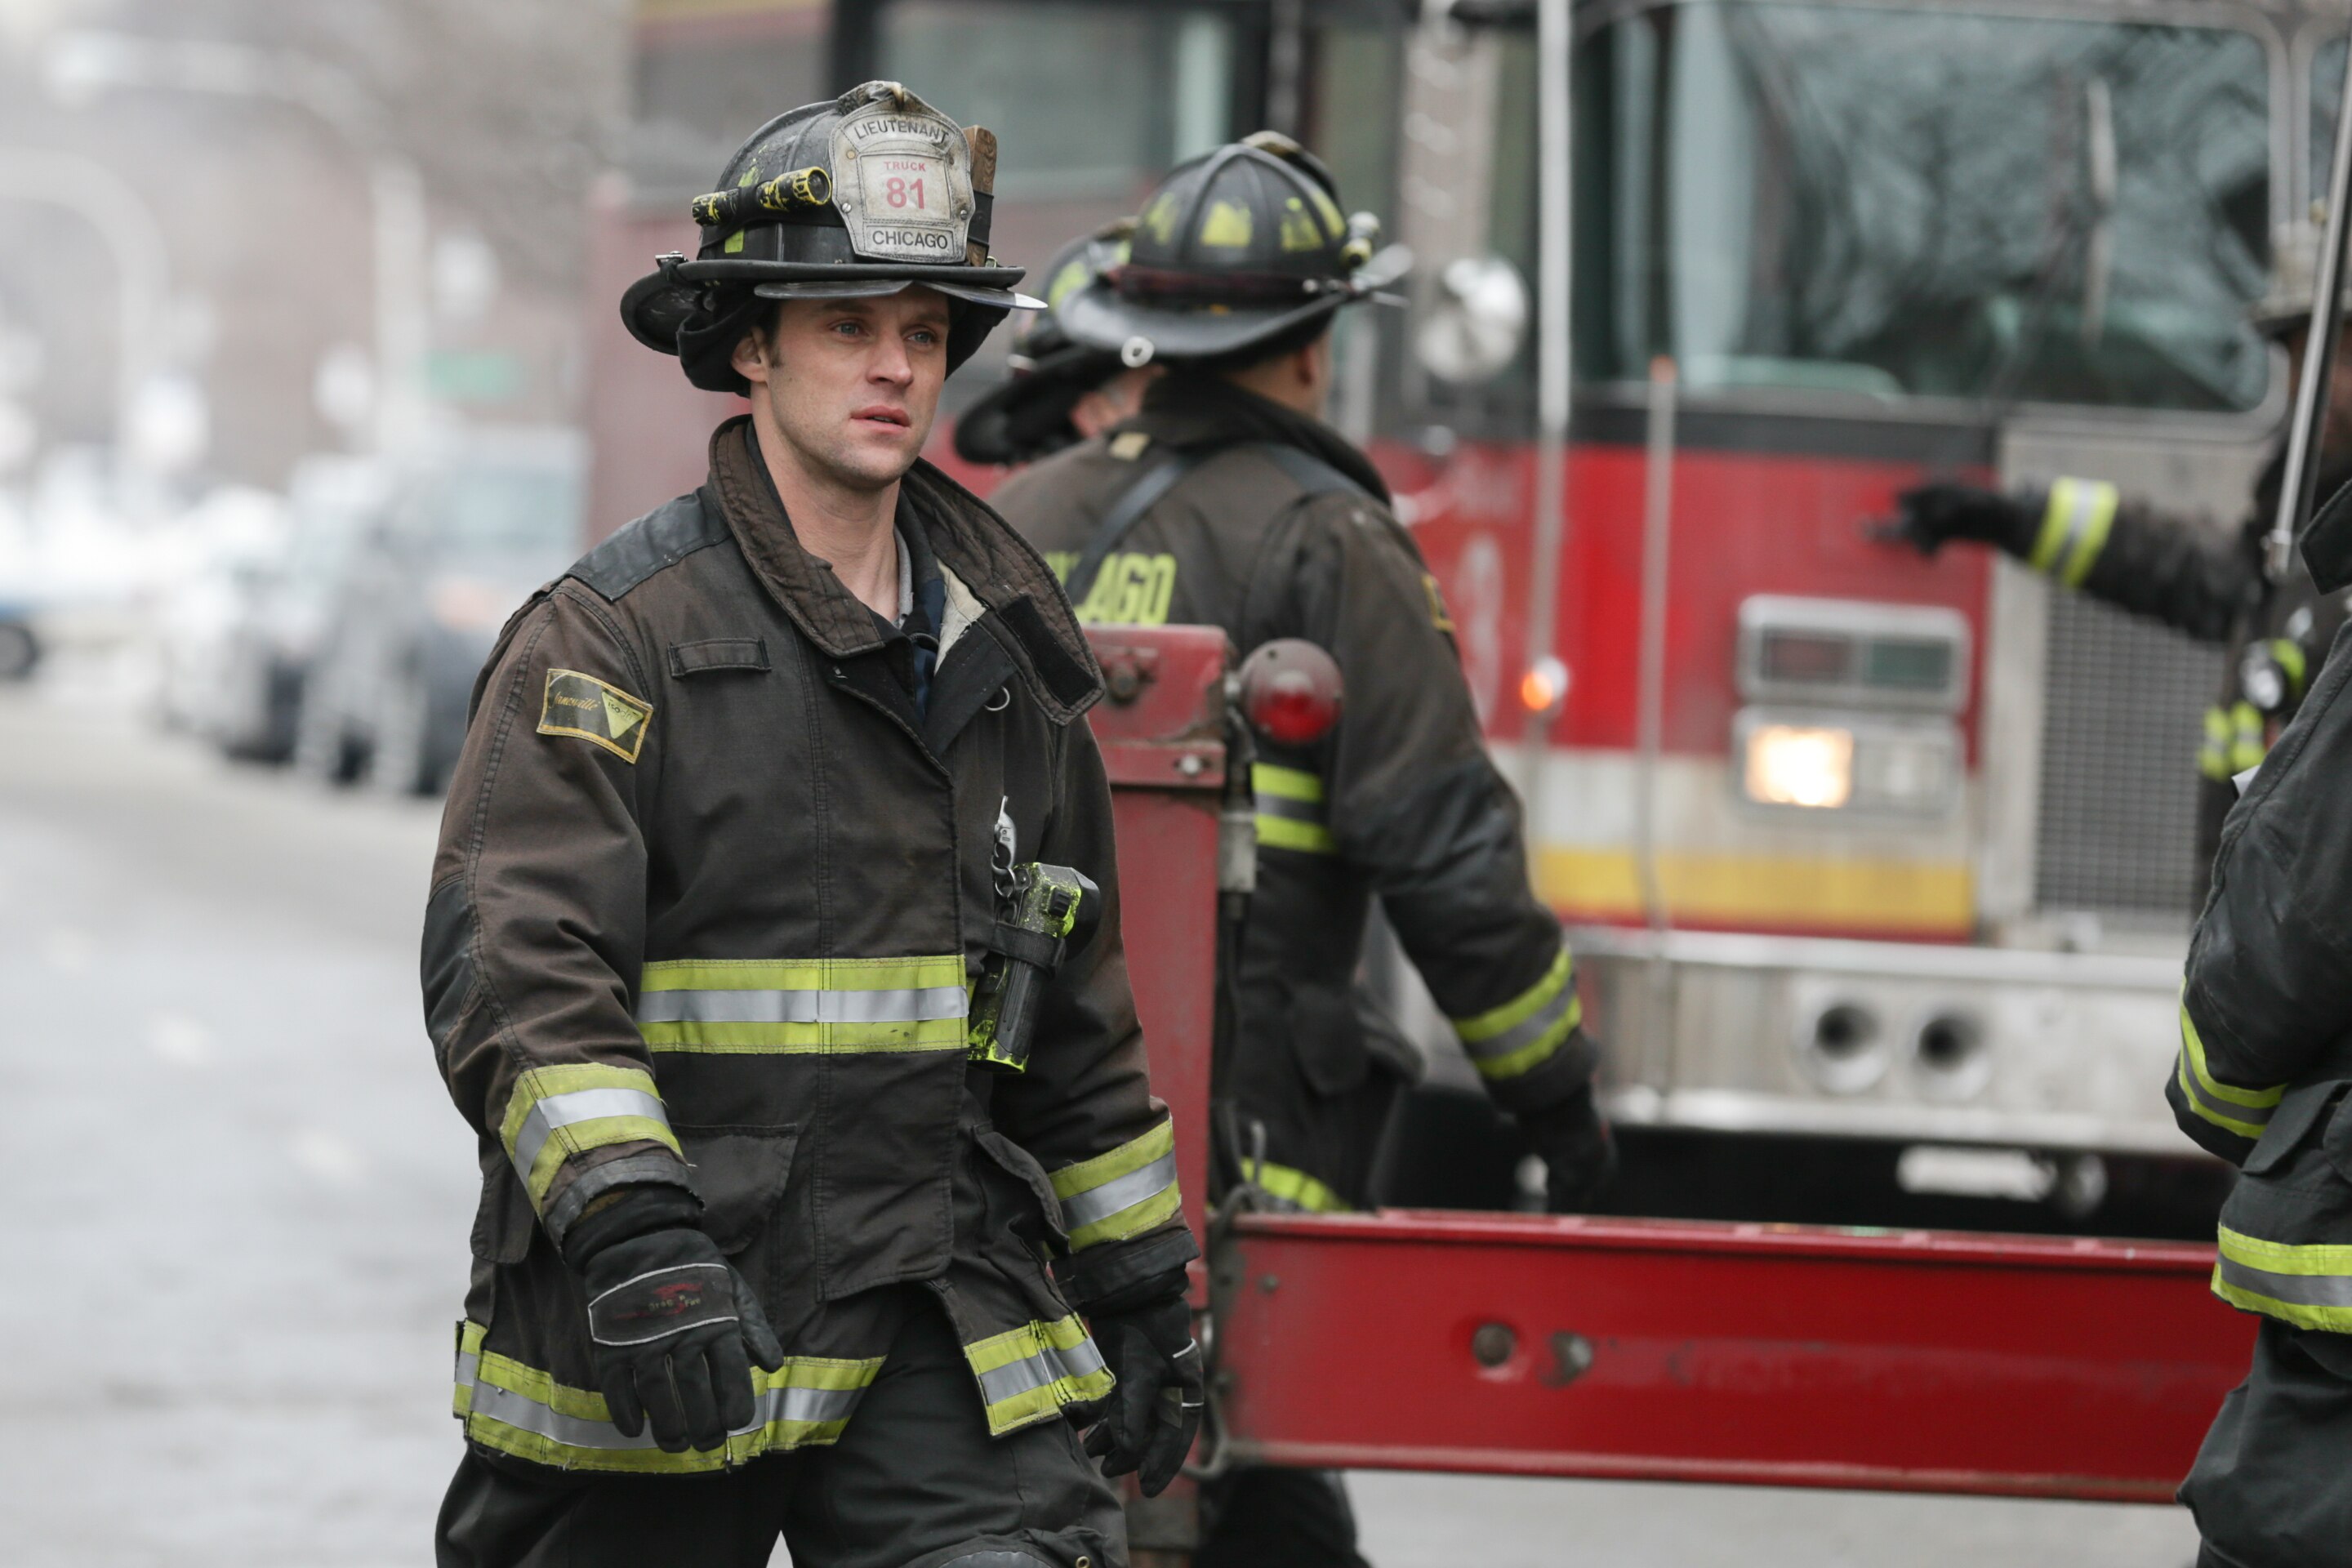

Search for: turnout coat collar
xmin=706 ymin=416 xmax=1103 ymax=724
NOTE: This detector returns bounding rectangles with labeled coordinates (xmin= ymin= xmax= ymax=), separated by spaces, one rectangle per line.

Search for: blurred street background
xmin=0 ymin=0 xmax=2290 ymax=1560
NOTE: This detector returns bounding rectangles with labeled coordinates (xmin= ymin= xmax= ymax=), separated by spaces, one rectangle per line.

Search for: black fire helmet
xmin=953 ymin=220 xmax=1138 ymax=466
xmin=1056 ymin=131 xmax=1400 ymax=368
xmin=621 ymin=80 xmax=1041 ymax=394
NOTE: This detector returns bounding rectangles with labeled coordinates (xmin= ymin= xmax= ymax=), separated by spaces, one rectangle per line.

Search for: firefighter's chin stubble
xmin=734 ymin=290 xmax=951 ymax=491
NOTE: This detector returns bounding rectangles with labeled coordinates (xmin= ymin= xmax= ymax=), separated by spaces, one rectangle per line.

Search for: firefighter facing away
xmin=425 ymin=82 xmax=1199 ymax=1568
xmin=990 ymin=134 xmax=1615 ymax=1568
xmin=1891 ymin=223 xmax=2352 ymax=895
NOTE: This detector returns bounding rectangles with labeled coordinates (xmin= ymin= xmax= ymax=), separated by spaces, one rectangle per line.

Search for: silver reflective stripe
xmin=2218 ymin=1253 xmax=2352 ymax=1308
xmin=2050 ymin=485 xmax=2096 ymax=565
xmin=635 ymin=987 xmax=969 ymax=1025
xmin=512 ymin=1087 xmax=670 ymax=1187
xmin=1463 ymin=981 xmax=1576 ymax=1064
xmin=470 ymin=1379 xmax=664 ymax=1451
xmin=467 ymin=1374 xmax=866 ymax=1450
xmin=1058 ymin=1151 xmax=1179 ymax=1232
xmin=454 ymin=1350 xmax=480 ymax=1392
xmin=978 ymin=1334 xmax=1108 ymax=1407
xmin=2180 ymin=1064 xmax=2274 ymax=1135
xmin=1252 ymin=793 xmax=1324 ymax=825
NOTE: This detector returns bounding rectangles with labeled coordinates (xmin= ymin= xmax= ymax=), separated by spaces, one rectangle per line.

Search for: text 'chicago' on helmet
xmin=619 ymin=80 xmax=1045 ymax=393
xmin=1056 ymin=130 xmax=1408 ymax=368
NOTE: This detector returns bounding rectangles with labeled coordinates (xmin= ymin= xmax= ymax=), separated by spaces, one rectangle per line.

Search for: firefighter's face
xmin=733 ymin=288 xmax=952 ymax=488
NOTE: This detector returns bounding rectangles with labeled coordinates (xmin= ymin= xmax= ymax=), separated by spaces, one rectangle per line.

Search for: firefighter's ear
xmin=733 ymin=320 xmax=775 ymax=388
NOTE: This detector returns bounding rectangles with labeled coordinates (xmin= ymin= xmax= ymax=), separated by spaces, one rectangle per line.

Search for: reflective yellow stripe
xmin=497 ymin=1064 xmax=680 ymax=1211
xmin=1255 ymin=815 xmax=1338 ymax=854
xmin=1452 ymin=945 xmax=1582 ymax=1081
xmin=964 ymin=1315 xmax=1116 ymax=1436
xmin=1250 ymin=764 xmax=1324 ymax=803
xmin=2199 ymin=706 xmax=2233 ymax=781
xmin=1245 ymin=1157 xmax=1351 ymax=1214
xmin=636 ymin=955 xmax=969 ymax=1054
xmin=1050 ymin=1120 xmax=1183 ymax=1251
xmin=1252 ymin=764 xmax=1335 ymax=854
xmin=2273 ymin=639 xmax=2310 ymax=699
xmin=452 ymin=1321 xmax=882 ymax=1472
xmin=2212 ymin=1227 xmax=2352 ymax=1332
xmin=2029 ymin=478 xmax=2118 ymax=586
xmin=2228 ymin=702 xmax=2267 ymax=772
xmin=2175 ymin=1004 xmax=2283 ymax=1142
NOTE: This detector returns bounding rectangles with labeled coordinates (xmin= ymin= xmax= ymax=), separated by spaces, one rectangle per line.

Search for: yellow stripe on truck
xmin=1534 ymin=848 xmax=1973 ymax=937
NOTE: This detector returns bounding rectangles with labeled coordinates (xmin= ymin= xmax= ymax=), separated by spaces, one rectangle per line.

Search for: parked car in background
xmin=297 ymin=427 xmax=585 ymax=795
xmin=154 ymin=487 xmax=290 ymax=738
xmin=0 ymin=601 xmax=36 ymax=680
xmin=210 ymin=457 xmax=383 ymax=762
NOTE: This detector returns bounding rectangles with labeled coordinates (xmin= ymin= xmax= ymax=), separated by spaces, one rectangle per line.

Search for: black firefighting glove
xmin=565 ymin=1188 xmax=783 ymax=1454
xmin=1886 ymin=481 xmax=2038 ymax=559
xmin=1080 ymin=1282 xmax=1203 ymax=1496
xmin=1523 ymin=1085 xmax=1618 ymax=1213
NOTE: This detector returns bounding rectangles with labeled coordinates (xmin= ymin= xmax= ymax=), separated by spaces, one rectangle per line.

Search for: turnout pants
xmin=2181 ymin=1318 xmax=2352 ymax=1568
xmin=436 ymin=1288 xmax=1124 ymax=1568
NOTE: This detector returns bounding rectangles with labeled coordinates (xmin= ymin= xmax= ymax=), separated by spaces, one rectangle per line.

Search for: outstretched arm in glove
xmin=1889 ymin=478 xmax=2256 ymax=644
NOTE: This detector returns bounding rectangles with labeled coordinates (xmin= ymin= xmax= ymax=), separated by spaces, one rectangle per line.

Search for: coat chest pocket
xmin=668 ymin=639 xmax=771 ymax=678
xmin=677 ymin=1124 xmax=800 ymax=1254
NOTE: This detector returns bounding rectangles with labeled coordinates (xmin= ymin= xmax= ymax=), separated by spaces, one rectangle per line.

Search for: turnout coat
xmin=991 ymin=375 xmax=1594 ymax=1213
xmin=425 ymin=416 xmax=1193 ymax=1474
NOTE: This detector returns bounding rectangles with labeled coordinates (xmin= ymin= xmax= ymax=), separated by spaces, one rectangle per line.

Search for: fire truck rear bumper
xmin=1572 ymin=926 xmax=2194 ymax=1157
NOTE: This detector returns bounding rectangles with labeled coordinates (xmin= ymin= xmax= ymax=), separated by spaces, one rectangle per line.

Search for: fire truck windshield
xmin=1561 ymin=2 xmax=2274 ymax=415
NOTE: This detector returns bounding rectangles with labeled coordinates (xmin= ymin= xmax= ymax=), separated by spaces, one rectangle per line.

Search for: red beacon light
xmin=1237 ymin=638 xmax=1344 ymax=746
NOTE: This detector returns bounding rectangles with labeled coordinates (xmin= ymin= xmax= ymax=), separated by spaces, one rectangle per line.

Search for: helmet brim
xmin=951 ymin=346 xmax=1128 ymax=466
xmin=1056 ymin=277 xmax=1348 ymax=364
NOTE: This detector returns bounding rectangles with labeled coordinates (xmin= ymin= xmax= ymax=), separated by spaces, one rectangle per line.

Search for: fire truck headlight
xmin=1735 ymin=708 xmax=1961 ymax=815
xmin=1744 ymin=724 xmax=1855 ymax=808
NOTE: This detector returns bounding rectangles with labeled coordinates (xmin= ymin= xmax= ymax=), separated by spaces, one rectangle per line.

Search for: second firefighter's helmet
xmin=1058 ymin=131 xmax=1400 ymax=366
xmin=620 ymin=80 xmax=1039 ymax=392
xmin=953 ymin=220 xmax=1136 ymax=466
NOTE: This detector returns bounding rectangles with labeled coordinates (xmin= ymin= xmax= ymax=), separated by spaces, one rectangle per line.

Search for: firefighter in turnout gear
xmin=990 ymin=135 xmax=1612 ymax=1568
xmin=953 ymin=221 xmax=1161 ymax=470
xmin=427 ymin=83 xmax=1198 ymax=1568
xmin=1891 ymin=223 xmax=2352 ymax=898
xmin=2172 ymin=575 xmax=2352 ymax=1566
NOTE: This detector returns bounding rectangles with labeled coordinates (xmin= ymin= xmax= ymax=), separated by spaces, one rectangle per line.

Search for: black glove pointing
xmin=579 ymin=1223 xmax=783 ymax=1454
xmin=1886 ymin=482 xmax=2038 ymax=559
xmin=1083 ymin=1294 xmax=1203 ymax=1496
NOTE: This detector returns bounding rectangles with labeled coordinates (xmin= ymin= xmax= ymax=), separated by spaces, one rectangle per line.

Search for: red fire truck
xmin=579 ymin=0 xmax=2323 ymax=1530
xmin=589 ymin=0 xmax=2310 ymax=1234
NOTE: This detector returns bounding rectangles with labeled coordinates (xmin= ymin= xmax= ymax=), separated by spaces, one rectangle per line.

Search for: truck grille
xmin=2033 ymin=591 xmax=2221 ymax=920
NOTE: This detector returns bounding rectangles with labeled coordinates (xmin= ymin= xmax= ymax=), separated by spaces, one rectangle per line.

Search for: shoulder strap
xmin=1064 ymin=450 xmax=1206 ymax=606
xmin=1243 ymin=442 xmax=1373 ymax=501
xmin=1064 ymin=440 xmax=1375 ymax=607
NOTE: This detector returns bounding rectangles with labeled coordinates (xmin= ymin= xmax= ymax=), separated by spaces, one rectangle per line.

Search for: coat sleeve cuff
xmin=541 ymin=1147 xmax=697 ymax=1252
xmin=1054 ymin=1224 xmax=1200 ymax=1312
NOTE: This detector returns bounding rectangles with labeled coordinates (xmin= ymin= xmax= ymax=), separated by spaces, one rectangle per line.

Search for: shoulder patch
xmin=567 ymin=492 xmax=729 ymax=601
xmin=1108 ymin=430 xmax=1152 ymax=461
xmin=1423 ymin=572 xmax=1456 ymax=633
xmin=538 ymin=669 xmax=653 ymax=762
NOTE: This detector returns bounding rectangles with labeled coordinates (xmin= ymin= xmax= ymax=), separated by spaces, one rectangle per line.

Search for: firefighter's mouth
xmin=853 ymin=405 xmax=911 ymax=429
